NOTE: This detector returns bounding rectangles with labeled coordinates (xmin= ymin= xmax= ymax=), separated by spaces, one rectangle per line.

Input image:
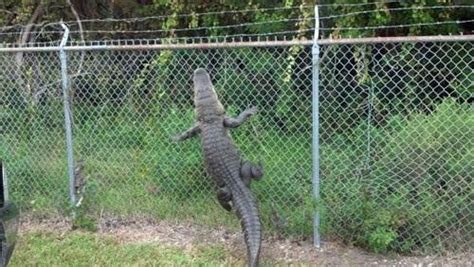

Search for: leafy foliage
xmin=1 ymin=0 xmax=472 ymax=44
xmin=322 ymin=99 xmax=473 ymax=253
xmin=319 ymin=0 xmax=472 ymax=38
xmin=320 ymin=41 xmax=472 ymax=139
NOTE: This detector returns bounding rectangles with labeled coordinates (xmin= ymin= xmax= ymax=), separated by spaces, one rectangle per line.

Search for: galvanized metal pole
xmin=1 ymin=160 xmax=8 ymax=202
xmin=312 ymin=5 xmax=321 ymax=248
xmin=59 ymin=22 xmax=76 ymax=215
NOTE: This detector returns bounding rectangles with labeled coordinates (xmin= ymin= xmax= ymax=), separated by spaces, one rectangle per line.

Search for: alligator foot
xmin=217 ymin=187 xmax=232 ymax=211
xmin=240 ymin=160 xmax=264 ymax=187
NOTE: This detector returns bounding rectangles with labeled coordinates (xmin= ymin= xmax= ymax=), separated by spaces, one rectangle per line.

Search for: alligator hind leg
xmin=240 ymin=160 xmax=264 ymax=187
xmin=217 ymin=186 xmax=232 ymax=211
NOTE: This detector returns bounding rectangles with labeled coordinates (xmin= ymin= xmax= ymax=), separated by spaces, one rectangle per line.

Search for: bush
xmin=320 ymin=42 xmax=472 ymax=138
xmin=322 ymin=99 xmax=473 ymax=254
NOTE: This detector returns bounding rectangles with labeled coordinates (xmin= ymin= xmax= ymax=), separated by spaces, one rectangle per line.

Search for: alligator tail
xmin=229 ymin=179 xmax=262 ymax=267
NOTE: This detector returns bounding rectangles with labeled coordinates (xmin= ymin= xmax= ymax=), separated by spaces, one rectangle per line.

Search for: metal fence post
xmin=1 ymin=160 xmax=8 ymax=203
xmin=312 ymin=5 xmax=321 ymax=248
xmin=59 ymin=22 xmax=76 ymax=216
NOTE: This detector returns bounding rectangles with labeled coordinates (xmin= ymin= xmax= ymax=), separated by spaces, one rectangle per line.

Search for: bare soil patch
xmin=19 ymin=216 xmax=473 ymax=266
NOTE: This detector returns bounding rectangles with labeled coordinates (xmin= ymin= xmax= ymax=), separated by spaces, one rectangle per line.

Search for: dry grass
xmin=11 ymin=216 xmax=473 ymax=266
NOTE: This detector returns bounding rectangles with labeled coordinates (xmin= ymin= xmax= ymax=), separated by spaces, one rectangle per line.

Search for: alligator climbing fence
xmin=0 ymin=35 xmax=473 ymax=255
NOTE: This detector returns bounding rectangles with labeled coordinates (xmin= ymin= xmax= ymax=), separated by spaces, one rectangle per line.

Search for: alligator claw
xmin=170 ymin=135 xmax=180 ymax=142
xmin=246 ymin=106 xmax=258 ymax=116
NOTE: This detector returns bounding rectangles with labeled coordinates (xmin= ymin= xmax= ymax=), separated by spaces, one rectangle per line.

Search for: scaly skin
xmin=173 ymin=68 xmax=263 ymax=267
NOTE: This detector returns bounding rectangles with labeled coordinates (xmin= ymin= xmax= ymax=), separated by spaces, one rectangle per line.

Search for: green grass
xmin=1 ymin=107 xmax=314 ymax=237
xmin=10 ymin=231 xmax=278 ymax=266
xmin=2 ymin=99 xmax=472 ymax=254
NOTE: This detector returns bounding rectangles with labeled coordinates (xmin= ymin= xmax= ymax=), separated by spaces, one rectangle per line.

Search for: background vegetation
xmin=1 ymin=0 xmax=473 ymax=43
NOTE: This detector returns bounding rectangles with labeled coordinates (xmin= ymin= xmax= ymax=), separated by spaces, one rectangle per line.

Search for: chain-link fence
xmin=319 ymin=40 xmax=473 ymax=254
xmin=0 ymin=37 xmax=472 ymax=255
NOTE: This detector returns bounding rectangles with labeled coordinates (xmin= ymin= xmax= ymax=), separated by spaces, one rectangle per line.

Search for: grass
xmin=2 ymin=99 xmax=472 ymax=254
xmin=1 ymin=107 xmax=314 ymax=237
xmin=10 ymin=231 xmax=278 ymax=267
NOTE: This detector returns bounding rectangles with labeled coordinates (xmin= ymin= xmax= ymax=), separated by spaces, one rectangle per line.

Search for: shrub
xmin=322 ymin=99 xmax=473 ymax=253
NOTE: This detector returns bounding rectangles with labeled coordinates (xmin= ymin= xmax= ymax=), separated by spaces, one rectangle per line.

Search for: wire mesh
xmin=0 ymin=51 xmax=69 ymax=212
xmin=0 ymin=38 xmax=472 ymax=255
xmin=319 ymin=40 xmax=473 ymax=254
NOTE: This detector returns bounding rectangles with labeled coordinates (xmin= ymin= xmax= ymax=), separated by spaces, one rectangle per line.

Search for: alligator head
xmin=193 ymin=68 xmax=225 ymax=123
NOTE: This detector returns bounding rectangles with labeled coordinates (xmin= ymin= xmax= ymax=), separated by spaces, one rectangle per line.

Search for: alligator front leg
xmin=223 ymin=106 xmax=258 ymax=128
xmin=240 ymin=160 xmax=264 ymax=187
xmin=172 ymin=123 xmax=201 ymax=141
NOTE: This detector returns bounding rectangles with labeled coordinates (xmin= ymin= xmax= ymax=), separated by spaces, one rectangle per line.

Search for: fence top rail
xmin=0 ymin=34 xmax=472 ymax=52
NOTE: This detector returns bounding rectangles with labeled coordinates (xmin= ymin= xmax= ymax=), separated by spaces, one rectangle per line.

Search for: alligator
xmin=172 ymin=68 xmax=263 ymax=267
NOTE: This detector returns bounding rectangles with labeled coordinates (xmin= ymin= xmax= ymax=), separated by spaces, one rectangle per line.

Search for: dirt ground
xmin=19 ymin=216 xmax=473 ymax=266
